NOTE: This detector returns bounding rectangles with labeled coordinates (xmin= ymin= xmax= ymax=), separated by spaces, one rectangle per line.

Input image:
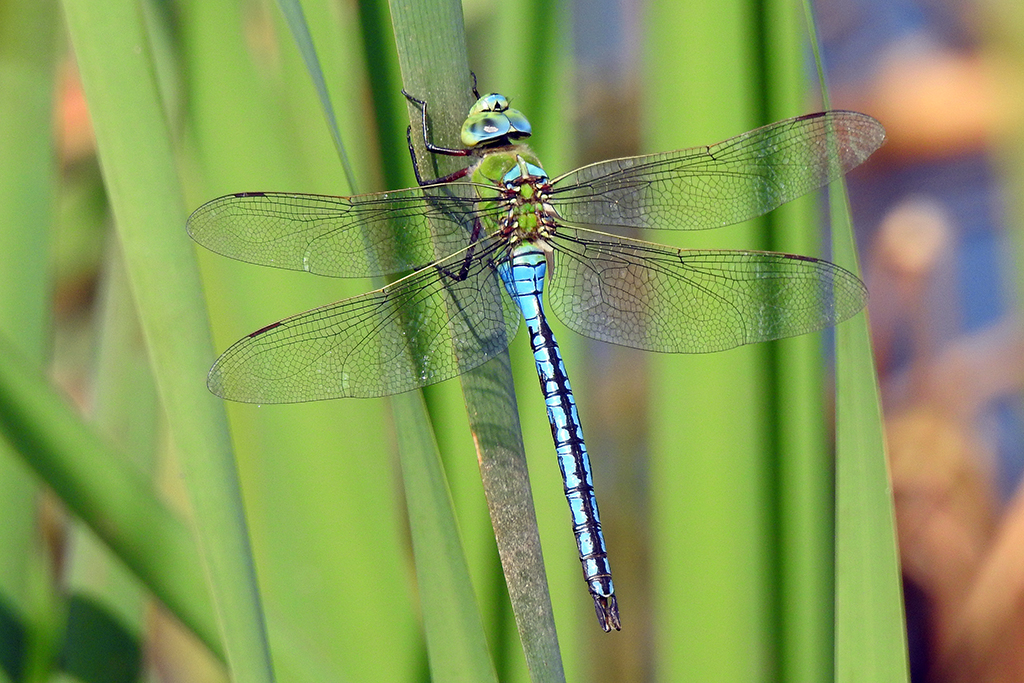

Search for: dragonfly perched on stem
xmin=187 ymin=84 xmax=884 ymax=632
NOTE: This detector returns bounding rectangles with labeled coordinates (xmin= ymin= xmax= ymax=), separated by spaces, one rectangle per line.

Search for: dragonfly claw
xmin=593 ymin=594 xmax=621 ymax=632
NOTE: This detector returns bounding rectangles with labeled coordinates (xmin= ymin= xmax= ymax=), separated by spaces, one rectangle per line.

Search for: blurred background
xmin=3 ymin=0 xmax=1024 ymax=680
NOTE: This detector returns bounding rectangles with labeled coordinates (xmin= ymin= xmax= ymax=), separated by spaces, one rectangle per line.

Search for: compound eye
xmin=461 ymin=113 xmax=512 ymax=147
xmin=468 ymin=92 xmax=510 ymax=116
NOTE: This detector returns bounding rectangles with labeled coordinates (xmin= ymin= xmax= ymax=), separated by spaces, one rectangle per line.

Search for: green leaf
xmin=0 ymin=0 xmax=61 ymax=678
xmin=803 ymin=3 xmax=911 ymax=680
xmin=60 ymin=0 xmax=273 ymax=678
xmin=0 ymin=331 xmax=220 ymax=660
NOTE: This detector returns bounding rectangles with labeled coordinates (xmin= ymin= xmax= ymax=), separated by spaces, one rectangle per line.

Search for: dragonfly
xmin=187 ymin=85 xmax=885 ymax=632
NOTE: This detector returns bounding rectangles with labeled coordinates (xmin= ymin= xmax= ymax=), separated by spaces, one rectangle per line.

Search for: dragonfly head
xmin=461 ymin=93 xmax=532 ymax=149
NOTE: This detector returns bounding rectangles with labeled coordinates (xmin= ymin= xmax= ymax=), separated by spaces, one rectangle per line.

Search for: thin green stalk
xmin=762 ymin=0 xmax=837 ymax=680
xmin=0 ymin=332 xmax=220 ymax=660
xmin=390 ymin=0 xmax=565 ymax=679
xmin=275 ymin=0 xmax=356 ymax=189
xmin=646 ymin=0 xmax=771 ymax=679
xmin=271 ymin=0 xmax=499 ymax=677
xmin=0 ymin=0 xmax=60 ymax=677
xmin=803 ymin=3 xmax=911 ymax=680
xmin=60 ymin=0 xmax=272 ymax=679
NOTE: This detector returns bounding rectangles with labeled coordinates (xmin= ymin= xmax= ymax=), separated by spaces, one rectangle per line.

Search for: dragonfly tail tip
xmin=593 ymin=595 xmax=621 ymax=632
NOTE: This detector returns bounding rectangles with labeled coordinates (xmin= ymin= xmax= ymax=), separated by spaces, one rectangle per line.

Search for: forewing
xmin=549 ymin=111 xmax=885 ymax=231
xmin=547 ymin=227 xmax=867 ymax=353
xmin=187 ymin=183 xmax=498 ymax=278
xmin=208 ymin=238 xmax=521 ymax=401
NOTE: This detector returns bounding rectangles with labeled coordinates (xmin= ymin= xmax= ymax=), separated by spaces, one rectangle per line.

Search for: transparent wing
xmin=547 ymin=227 xmax=867 ymax=353
xmin=208 ymin=238 xmax=520 ymax=402
xmin=187 ymin=182 xmax=501 ymax=278
xmin=548 ymin=111 xmax=885 ymax=231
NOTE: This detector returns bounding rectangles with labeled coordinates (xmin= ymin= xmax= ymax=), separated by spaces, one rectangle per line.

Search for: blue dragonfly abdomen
xmin=497 ymin=242 xmax=619 ymax=631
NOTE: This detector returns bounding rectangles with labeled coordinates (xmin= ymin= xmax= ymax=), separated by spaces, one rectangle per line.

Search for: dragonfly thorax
xmin=474 ymin=151 xmax=559 ymax=244
xmin=461 ymin=93 xmax=532 ymax=148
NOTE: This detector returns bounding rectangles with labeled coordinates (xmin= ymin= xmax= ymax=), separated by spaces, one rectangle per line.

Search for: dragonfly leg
xmin=402 ymin=91 xmax=474 ymax=186
xmin=424 ymin=219 xmax=488 ymax=282
xmin=404 ymin=125 xmax=471 ymax=186
xmin=404 ymin=125 xmax=426 ymax=185
xmin=402 ymin=89 xmax=474 ymax=158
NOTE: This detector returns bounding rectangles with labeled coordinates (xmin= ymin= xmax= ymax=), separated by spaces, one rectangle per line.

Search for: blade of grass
xmin=762 ymin=1 xmax=837 ymax=680
xmin=274 ymin=0 xmax=356 ymax=188
xmin=390 ymin=0 xmax=565 ymax=679
xmin=828 ymin=194 xmax=909 ymax=682
xmin=181 ymin=0 xmax=419 ymax=677
xmin=390 ymin=390 xmax=499 ymax=683
xmin=828 ymin=178 xmax=911 ymax=678
xmin=645 ymin=0 xmax=773 ymax=679
xmin=276 ymin=0 xmax=499 ymax=678
xmin=388 ymin=3 xmax=505 ymax=680
xmin=0 ymin=0 xmax=60 ymax=676
xmin=804 ymin=3 xmax=911 ymax=680
xmin=60 ymin=0 xmax=273 ymax=679
xmin=474 ymin=0 xmax=580 ymax=667
xmin=831 ymin=230 xmax=909 ymax=683
xmin=0 ymin=331 xmax=220 ymax=660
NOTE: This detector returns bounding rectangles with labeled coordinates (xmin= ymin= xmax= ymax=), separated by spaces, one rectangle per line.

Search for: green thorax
xmin=471 ymin=147 xmax=544 ymax=189
xmin=471 ymin=148 xmax=551 ymax=242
